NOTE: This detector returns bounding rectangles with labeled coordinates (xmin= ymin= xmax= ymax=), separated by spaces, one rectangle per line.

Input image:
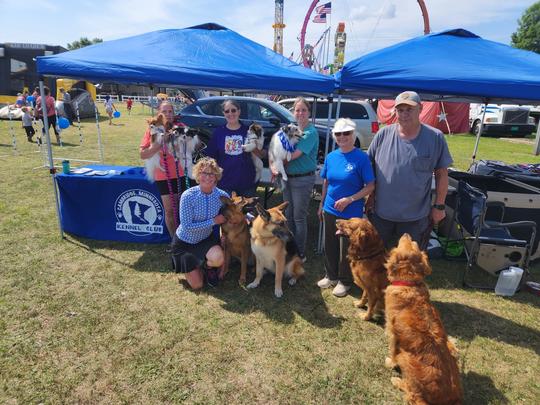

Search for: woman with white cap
xmin=317 ymin=118 xmax=375 ymax=297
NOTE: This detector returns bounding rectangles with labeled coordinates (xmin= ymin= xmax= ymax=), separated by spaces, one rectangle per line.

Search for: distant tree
xmin=511 ymin=2 xmax=540 ymax=54
xmin=67 ymin=37 xmax=103 ymax=50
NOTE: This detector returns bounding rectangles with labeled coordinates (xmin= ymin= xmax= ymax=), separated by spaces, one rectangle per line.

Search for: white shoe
xmin=332 ymin=282 xmax=351 ymax=297
xmin=317 ymin=277 xmax=337 ymax=289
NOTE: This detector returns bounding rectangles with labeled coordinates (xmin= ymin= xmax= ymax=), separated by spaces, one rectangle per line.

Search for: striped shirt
xmin=176 ymin=186 xmax=229 ymax=244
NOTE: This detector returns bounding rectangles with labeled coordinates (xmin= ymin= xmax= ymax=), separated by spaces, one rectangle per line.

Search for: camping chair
xmin=451 ymin=180 xmax=536 ymax=289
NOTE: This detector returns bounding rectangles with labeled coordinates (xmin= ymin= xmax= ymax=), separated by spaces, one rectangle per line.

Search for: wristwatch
xmin=433 ymin=204 xmax=445 ymax=210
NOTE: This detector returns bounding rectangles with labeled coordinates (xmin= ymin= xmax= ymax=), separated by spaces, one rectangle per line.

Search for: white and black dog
xmin=242 ymin=123 xmax=264 ymax=182
xmin=269 ymin=123 xmax=303 ymax=183
xmin=144 ymin=113 xmax=168 ymax=182
xmin=171 ymin=125 xmax=200 ymax=180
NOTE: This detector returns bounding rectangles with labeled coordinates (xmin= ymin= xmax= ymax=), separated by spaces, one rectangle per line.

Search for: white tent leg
xmin=75 ymin=101 xmax=83 ymax=145
xmin=8 ymin=107 xmax=17 ymax=152
xmin=40 ymin=80 xmax=64 ymax=239
xmin=533 ymin=119 xmax=540 ymax=156
xmin=471 ymin=101 xmax=488 ymax=164
xmin=93 ymin=103 xmax=104 ymax=163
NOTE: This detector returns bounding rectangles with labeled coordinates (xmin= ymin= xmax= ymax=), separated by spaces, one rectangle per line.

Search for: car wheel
xmin=471 ymin=120 xmax=481 ymax=136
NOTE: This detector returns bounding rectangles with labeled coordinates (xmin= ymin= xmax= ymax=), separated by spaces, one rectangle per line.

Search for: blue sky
xmin=0 ymin=0 xmax=536 ymax=64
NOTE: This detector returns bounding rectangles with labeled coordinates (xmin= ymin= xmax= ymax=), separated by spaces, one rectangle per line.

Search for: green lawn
xmin=1 ymin=104 xmax=539 ymax=404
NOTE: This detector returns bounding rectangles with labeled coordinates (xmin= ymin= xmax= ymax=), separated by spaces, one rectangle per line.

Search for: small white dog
xmin=269 ymin=123 xmax=303 ymax=182
xmin=172 ymin=125 xmax=200 ymax=180
xmin=242 ymin=123 xmax=264 ymax=182
xmin=144 ymin=114 xmax=168 ymax=182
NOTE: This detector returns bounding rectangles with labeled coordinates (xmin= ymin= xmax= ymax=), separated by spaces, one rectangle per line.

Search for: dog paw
xmin=385 ymin=357 xmax=397 ymax=369
xmin=288 ymin=278 xmax=297 ymax=286
xmin=353 ymin=300 xmax=367 ymax=308
xmin=390 ymin=377 xmax=402 ymax=388
xmin=247 ymin=281 xmax=259 ymax=289
xmin=274 ymin=288 xmax=283 ymax=298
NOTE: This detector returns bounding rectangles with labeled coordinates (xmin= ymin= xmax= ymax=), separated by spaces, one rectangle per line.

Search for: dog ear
xmin=255 ymin=203 xmax=271 ymax=222
xmin=231 ymin=191 xmax=237 ymax=199
xmin=275 ymin=201 xmax=289 ymax=212
xmin=220 ymin=196 xmax=232 ymax=205
xmin=420 ymin=250 xmax=432 ymax=276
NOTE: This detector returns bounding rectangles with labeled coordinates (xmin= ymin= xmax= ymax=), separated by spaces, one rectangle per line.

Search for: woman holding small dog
xmin=171 ymin=157 xmax=228 ymax=289
xmin=317 ymin=118 xmax=375 ymax=297
xmin=139 ymin=101 xmax=185 ymax=239
xmin=271 ymin=97 xmax=319 ymax=262
xmin=205 ymin=99 xmax=260 ymax=197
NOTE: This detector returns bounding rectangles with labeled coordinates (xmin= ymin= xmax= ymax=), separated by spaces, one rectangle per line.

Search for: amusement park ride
xmin=273 ymin=0 xmax=430 ymax=74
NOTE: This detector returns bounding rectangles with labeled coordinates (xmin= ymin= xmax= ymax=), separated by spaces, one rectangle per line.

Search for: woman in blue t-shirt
xmin=317 ymin=118 xmax=375 ymax=297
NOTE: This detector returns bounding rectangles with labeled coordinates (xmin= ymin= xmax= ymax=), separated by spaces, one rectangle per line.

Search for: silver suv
xmin=279 ymin=98 xmax=379 ymax=149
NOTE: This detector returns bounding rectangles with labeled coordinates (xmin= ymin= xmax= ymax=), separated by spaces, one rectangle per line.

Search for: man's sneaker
xmin=332 ymin=281 xmax=351 ymax=297
xmin=317 ymin=277 xmax=337 ymax=289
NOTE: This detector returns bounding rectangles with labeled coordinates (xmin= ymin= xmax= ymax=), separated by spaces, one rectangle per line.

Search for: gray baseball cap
xmin=395 ymin=91 xmax=421 ymax=107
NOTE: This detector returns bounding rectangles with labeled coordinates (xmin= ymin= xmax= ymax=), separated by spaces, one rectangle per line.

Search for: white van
xmin=278 ymin=98 xmax=379 ymax=149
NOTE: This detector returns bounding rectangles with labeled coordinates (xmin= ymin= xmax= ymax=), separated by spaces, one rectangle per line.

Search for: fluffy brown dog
xmin=385 ymin=234 xmax=463 ymax=405
xmin=220 ymin=192 xmax=258 ymax=284
xmin=247 ymin=202 xmax=304 ymax=298
xmin=336 ymin=217 xmax=389 ymax=321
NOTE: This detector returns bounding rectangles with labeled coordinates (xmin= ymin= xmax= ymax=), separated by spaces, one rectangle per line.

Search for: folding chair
xmin=450 ymin=180 xmax=537 ymax=289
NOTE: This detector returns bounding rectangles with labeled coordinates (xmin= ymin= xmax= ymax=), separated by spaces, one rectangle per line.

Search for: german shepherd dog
xmin=219 ymin=192 xmax=259 ymax=285
xmin=336 ymin=217 xmax=389 ymax=321
xmin=247 ymin=202 xmax=305 ymax=298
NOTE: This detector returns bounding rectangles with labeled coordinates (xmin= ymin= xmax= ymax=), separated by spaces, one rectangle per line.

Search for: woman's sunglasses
xmin=223 ymin=108 xmax=238 ymax=114
xmin=334 ymin=131 xmax=353 ymax=137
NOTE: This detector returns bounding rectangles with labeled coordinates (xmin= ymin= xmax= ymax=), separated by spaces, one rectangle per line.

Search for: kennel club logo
xmin=114 ymin=189 xmax=164 ymax=236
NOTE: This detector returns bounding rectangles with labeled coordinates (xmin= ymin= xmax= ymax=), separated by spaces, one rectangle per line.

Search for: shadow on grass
xmin=462 ymin=371 xmax=508 ymax=404
xmin=434 ymin=301 xmax=540 ymax=356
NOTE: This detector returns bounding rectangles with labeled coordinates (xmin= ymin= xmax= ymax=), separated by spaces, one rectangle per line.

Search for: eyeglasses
xmin=334 ymin=131 xmax=353 ymax=137
xmin=223 ymin=108 xmax=238 ymax=114
xmin=200 ymin=171 xmax=216 ymax=177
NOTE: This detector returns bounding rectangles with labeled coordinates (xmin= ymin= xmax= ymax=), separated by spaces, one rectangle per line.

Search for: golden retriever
xmin=385 ymin=234 xmax=463 ymax=405
xmin=247 ymin=202 xmax=304 ymax=298
xmin=336 ymin=217 xmax=389 ymax=321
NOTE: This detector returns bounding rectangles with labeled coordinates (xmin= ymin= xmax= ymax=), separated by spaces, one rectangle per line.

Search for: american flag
xmin=315 ymin=2 xmax=332 ymax=15
xmin=313 ymin=12 xmax=327 ymax=23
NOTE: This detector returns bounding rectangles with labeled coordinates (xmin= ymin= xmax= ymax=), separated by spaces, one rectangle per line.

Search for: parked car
xmin=178 ymin=96 xmax=335 ymax=163
xmin=278 ymin=97 xmax=379 ymax=149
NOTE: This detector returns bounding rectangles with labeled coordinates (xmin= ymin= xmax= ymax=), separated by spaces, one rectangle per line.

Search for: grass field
xmin=1 ymin=104 xmax=539 ymax=404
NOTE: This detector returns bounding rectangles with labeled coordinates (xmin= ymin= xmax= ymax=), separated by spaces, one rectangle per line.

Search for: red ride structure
xmin=299 ymin=0 xmax=431 ymax=68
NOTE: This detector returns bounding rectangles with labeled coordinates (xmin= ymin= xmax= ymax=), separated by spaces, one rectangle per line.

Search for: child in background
xmin=21 ymin=107 xmax=35 ymax=142
xmin=126 ymin=97 xmax=133 ymax=115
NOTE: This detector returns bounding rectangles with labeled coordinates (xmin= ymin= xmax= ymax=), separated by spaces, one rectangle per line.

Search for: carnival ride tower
xmin=273 ymin=0 xmax=286 ymax=54
xmin=333 ymin=22 xmax=346 ymax=70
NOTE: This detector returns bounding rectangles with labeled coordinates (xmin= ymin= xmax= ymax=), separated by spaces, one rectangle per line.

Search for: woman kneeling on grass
xmin=171 ymin=157 xmax=228 ymax=289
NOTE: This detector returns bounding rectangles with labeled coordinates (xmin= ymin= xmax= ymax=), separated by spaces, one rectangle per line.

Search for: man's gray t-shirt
xmin=367 ymin=124 xmax=453 ymax=222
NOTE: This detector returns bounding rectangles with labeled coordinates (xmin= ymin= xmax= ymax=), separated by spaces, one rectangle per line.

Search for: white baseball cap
xmin=332 ymin=117 xmax=356 ymax=133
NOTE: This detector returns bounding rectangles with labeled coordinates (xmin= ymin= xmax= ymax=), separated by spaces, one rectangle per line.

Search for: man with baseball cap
xmin=366 ymin=91 xmax=453 ymax=249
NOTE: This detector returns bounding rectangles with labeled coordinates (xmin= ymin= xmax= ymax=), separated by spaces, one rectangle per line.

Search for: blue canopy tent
xmin=35 ymin=23 xmax=336 ymax=239
xmin=336 ymin=28 xmax=540 ymax=104
xmin=334 ymin=28 xmax=540 ymax=159
xmin=37 ymin=23 xmax=335 ymax=95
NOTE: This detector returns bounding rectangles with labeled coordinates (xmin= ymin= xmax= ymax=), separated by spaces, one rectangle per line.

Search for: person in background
xmin=104 ymin=95 xmax=117 ymax=125
xmin=59 ymin=88 xmax=74 ymax=123
xmin=139 ymin=101 xmax=185 ymax=240
xmin=317 ymin=118 xmax=375 ymax=297
xmin=126 ymin=97 xmax=133 ymax=115
xmin=21 ymin=107 xmax=35 ymax=142
xmin=171 ymin=157 xmax=228 ymax=290
xmin=205 ymin=99 xmax=260 ymax=197
xmin=367 ymin=91 xmax=453 ymax=250
xmin=270 ymin=97 xmax=318 ymax=262
xmin=35 ymin=86 xmax=60 ymax=145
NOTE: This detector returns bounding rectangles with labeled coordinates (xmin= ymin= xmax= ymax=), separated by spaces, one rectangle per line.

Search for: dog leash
xmin=162 ymin=142 xmax=179 ymax=229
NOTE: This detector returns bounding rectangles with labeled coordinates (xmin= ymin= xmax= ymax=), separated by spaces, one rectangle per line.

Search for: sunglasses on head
xmin=334 ymin=131 xmax=353 ymax=137
xmin=223 ymin=108 xmax=238 ymax=114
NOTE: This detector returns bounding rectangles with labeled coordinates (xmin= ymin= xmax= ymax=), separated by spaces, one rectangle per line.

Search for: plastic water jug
xmin=495 ymin=267 xmax=524 ymax=296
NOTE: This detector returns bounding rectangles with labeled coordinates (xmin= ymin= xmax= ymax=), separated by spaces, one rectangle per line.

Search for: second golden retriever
xmin=385 ymin=234 xmax=462 ymax=405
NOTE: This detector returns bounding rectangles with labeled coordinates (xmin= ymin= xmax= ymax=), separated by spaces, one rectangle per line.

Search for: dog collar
xmin=391 ymin=280 xmax=418 ymax=287
xmin=277 ymin=130 xmax=296 ymax=153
